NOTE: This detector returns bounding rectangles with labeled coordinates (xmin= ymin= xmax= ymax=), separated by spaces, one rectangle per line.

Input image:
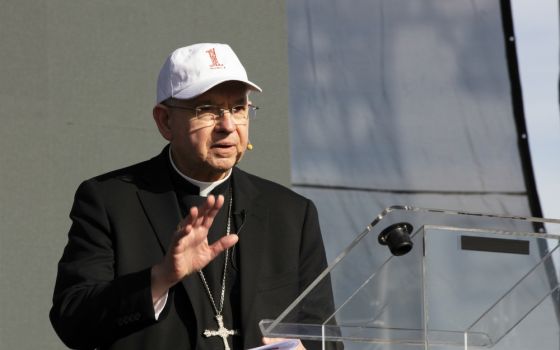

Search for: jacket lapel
xmin=136 ymin=147 xmax=182 ymax=252
xmin=136 ymin=147 xmax=203 ymax=324
xmin=231 ymin=168 xmax=269 ymax=334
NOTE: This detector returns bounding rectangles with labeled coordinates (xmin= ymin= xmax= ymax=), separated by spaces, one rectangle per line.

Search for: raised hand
xmin=151 ymin=195 xmax=239 ymax=302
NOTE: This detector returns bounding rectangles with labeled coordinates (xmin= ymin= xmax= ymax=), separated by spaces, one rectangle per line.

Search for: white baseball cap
xmin=156 ymin=43 xmax=262 ymax=103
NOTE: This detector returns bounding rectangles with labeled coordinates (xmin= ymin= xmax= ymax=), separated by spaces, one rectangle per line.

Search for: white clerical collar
xmin=168 ymin=147 xmax=231 ymax=197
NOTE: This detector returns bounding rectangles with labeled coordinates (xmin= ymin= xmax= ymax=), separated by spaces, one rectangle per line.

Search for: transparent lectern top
xmin=260 ymin=207 xmax=560 ymax=350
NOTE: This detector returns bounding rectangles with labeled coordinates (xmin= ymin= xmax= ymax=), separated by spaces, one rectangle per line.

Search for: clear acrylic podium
xmin=260 ymin=207 xmax=560 ymax=349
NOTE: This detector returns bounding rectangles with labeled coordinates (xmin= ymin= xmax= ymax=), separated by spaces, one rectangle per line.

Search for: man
xmin=50 ymin=43 xmax=336 ymax=350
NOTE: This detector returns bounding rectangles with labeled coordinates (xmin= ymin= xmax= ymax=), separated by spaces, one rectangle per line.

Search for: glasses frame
xmin=163 ymin=103 xmax=259 ymax=125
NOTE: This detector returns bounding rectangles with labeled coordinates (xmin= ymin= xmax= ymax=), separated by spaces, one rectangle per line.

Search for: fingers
xmin=208 ymin=234 xmax=239 ymax=259
xmin=175 ymin=194 xmax=225 ymax=234
xmin=180 ymin=195 xmax=224 ymax=228
xmin=262 ymin=338 xmax=305 ymax=350
xmin=175 ymin=206 xmax=197 ymax=234
xmin=262 ymin=337 xmax=289 ymax=345
xmin=171 ymin=194 xmax=231 ymax=254
xmin=200 ymin=194 xmax=224 ymax=227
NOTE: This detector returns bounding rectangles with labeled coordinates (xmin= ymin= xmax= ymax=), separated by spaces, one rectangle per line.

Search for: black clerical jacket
xmin=50 ymin=146 xmax=335 ymax=350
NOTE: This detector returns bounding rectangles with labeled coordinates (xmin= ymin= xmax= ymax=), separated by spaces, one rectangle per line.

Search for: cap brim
xmin=172 ymin=76 xmax=262 ymax=100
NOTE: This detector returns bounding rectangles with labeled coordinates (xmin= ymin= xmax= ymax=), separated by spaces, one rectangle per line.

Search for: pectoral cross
xmin=203 ymin=314 xmax=238 ymax=350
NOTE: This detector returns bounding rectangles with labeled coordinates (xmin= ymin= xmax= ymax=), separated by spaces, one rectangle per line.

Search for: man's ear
xmin=153 ymin=104 xmax=173 ymax=141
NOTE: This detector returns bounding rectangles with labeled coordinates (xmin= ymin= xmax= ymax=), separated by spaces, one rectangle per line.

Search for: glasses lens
xmin=231 ymin=105 xmax=249 ymax=125
xmin=190 ymin=104 xmax=257 ymax=127
xmin=194 ymin=106 xmax=220 ymax=127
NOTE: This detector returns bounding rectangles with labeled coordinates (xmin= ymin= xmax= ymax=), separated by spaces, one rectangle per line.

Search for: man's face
xmin=157 ymin=81 xmax=251 ymax=182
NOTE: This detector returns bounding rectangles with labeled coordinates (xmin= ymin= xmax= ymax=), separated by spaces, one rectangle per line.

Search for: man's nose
xmin=215 ymin=109 xmax=236 ymax=130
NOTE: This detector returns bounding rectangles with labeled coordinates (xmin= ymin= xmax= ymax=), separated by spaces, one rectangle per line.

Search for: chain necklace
xmin=199 ymin=188 xmax=237 ymax=350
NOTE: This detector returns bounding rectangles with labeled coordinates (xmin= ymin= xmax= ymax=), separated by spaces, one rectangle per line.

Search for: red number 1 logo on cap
xmin=206 ymin=48 xmax=224 ymax=68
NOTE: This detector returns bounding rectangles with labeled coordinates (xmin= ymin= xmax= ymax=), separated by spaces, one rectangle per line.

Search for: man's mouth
xmin=213 ymin=143 xmax=233 ymax=148
xmin=212 ymin=142 xmax=236 ymax=151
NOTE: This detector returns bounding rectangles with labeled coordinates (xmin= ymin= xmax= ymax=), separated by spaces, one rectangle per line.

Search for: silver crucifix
xmin=203 ymin=314 xmax=238 ymax=350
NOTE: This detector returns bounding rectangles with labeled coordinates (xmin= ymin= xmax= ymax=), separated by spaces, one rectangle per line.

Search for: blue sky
xmin=512 ymin=1 xmax=560 ymax=220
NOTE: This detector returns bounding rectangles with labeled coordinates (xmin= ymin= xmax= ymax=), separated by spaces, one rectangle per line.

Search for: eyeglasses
xmin=163 ymin=103 xmax=259 ymax=127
